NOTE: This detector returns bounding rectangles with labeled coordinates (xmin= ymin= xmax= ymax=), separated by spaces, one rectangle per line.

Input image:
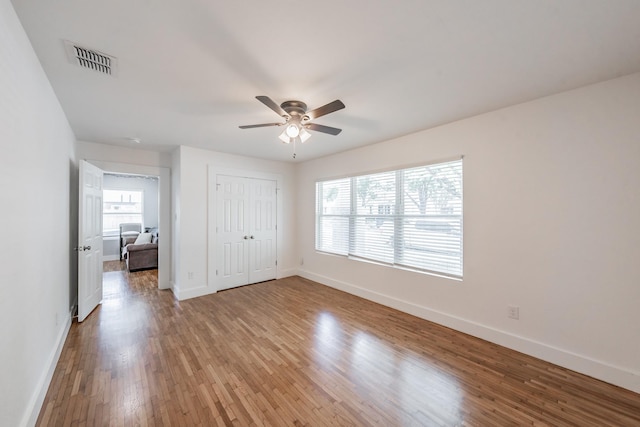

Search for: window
xmin=103 ymin=189 xmax=143 ymax=236
xmin=316 ymin=159 xmax=463 ymax=278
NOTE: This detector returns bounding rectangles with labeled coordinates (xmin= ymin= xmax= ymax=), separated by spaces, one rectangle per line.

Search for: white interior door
xmin=248 ymin=179 xmax=277 ymax=283
xmin=217 ymin=175 xmax=249 ymax=290
xmin=216 ymin=175 xmax=277 ymax=290
xmin=78 ymin=160 xmax=104 ymax=322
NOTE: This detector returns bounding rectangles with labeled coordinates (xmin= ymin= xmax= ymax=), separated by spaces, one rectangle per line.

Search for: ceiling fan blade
xmin=305 ymin=100 xmax=345 ymax=120
xmin=305 ymin=123 xmax=342 ymax=135
xmin=256 ymin=96 xmax=288 ymax=117
xmin=239 ymin=122 xmax=283 ymax=129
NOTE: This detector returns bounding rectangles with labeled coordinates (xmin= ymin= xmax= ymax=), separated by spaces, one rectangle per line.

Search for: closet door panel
xmin=216 ymin=176 xmax=249 ymax=290
xmin=248 ymin=178 xmax=277 ymax=283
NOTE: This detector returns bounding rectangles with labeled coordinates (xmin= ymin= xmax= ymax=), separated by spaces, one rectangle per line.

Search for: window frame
xmin=315 ymin=158 xmax=463 ymax=279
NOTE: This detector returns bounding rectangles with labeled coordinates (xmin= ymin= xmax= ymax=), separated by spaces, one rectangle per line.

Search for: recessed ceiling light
xmin=126 ymin=137 xmax=141 ymax=144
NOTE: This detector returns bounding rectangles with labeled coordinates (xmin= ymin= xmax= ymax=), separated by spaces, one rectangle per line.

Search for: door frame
xmin=87 ymin=160 xmax=171 ymax=290
xmin=208 ymin=166 xmax=283 ymax=292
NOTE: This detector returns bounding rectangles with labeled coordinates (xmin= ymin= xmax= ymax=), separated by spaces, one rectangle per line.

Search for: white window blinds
xmin=316 ymin=159 xmax=463 ymax=278
xmin=316 ymin=177 xmax=350 ymax=255
xmin=353 ymin=170 xmax=396 ymax=264
xmin=103 ymin=189 xmax=143 ymax=236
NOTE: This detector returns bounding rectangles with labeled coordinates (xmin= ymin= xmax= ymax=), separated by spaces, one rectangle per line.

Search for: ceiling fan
xmin=239 ymin=96 xmax=345 ymax=158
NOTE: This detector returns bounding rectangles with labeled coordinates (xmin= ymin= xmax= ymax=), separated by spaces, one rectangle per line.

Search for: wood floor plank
xmin=36 ymin=261 xmax=640 ymax=426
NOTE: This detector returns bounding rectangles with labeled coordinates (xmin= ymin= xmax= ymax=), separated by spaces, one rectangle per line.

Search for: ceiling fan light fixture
xmin=285 ymin=123 xmax=300 ymax=138
xmin=240 ymin=96 xmax=345 ymax=158
xmin=278 ymin=130 xmax=291 ymax=144
xmin=299 ymin=127 xmax=311 ymax=143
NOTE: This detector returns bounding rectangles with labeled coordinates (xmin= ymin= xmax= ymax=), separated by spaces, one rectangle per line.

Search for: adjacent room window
xmin=316 ymin=158 xmax=463 ymax=278
xmin=103 ymin=189 xmax=143 ymax=236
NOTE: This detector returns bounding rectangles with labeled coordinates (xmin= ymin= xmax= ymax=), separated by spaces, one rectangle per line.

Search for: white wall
xmin=0 ymin=2 xmax=77 ymax=426
xmin=296 ymin=73 xmax=640 ymax=393
xmin=76 ymin=140 xmax=172 ymax=168
xmin=172 ymin=145 xmax=296 ymax=300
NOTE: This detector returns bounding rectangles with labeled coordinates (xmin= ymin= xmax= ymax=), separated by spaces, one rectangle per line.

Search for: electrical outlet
xmin=300 ymin=257 xmax=304 ymax=266
xmin=508 ymin=306 xmax=520 ymax=320
xmin=188 ymin=272 xmax=194 ymax=280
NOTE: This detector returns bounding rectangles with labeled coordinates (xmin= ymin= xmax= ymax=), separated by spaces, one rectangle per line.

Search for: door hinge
xmin=216 ymin=269 xmax=218 ymax=276
xmin=275 ymin=260 xmax=277 ymax=266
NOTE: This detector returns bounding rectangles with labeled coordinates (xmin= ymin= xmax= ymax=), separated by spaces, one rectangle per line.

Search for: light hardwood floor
xmin=37 ymin=262 xmax=640 ymax=426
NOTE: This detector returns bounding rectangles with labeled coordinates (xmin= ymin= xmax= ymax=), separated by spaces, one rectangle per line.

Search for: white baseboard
xmin=277 ymin=268 xmax=297 ymax=279
xmin=159 ymin=277 xmax=171 ymax=290
xmin=175 ymin=283 xmax=217 ymax=301
xmin=102 ymin=254 xmax=119 ymax=262
xmin=21 ymin=311 xmax=72 ymax=427
xmin=298 ymin=269 xmax=640 ymax=394
xmin=176 ymin=273 xmax=300 ymax=301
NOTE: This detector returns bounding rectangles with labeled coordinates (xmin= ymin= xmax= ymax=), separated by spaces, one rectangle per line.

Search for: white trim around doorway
xmin=86 ymin=160 xmax=171 ymax=290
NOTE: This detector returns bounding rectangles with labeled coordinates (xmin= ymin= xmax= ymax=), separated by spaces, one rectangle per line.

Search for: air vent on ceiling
xmin=64 ymin=40 xmax=117 ymax=76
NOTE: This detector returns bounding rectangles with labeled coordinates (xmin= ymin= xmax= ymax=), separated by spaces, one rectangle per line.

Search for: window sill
xmin=316 ymin=250 xmax=463 ymax=282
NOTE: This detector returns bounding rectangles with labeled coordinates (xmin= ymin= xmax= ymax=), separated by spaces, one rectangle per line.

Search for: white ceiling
xmin=11 ymin=0 xmax=640 ymax=162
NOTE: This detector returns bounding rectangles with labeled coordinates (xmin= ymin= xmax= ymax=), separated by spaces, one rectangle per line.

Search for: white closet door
xmin=217 ymin=175 xmax=249 ymax=290
xmin=216 ymin=175 xmax=277 ymax=290
xmin=248 ymin=178 xmax=277 ymax=283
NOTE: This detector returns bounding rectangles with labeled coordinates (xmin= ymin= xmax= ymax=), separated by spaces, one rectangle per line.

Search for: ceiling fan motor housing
xmin=280 ymin=100 xmax=308 ymax=119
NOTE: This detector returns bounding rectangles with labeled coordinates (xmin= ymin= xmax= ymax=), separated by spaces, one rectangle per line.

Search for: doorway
xmin=102 ymin=173 xmax=159 ymax=265
xmin=78 ymin=161 xmax=172 ymax=320
xmin=87 ymin=161 xmax=171 ymax=290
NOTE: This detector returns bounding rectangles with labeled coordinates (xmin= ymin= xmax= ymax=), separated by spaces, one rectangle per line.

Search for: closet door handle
xmin=250 ymin=236 xmax=254 ymax=239
xmin=243 ymin=235 xmax=248 ymax=240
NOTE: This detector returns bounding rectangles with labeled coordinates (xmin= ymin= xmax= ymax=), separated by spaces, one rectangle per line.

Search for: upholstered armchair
xmin=125 ymin=228 xmax=159 ymax=271
xmin=119 ymin=223 xmax=141 ymax=260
